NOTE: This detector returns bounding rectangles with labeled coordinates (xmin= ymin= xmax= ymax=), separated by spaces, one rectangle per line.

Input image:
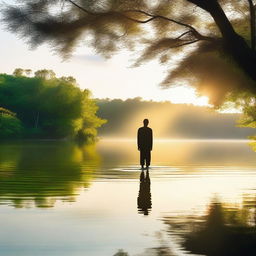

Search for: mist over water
xmin=96 ymin=99 xmax=255 ymax=139
xmin=1 ymin=139 xmax=256 ymax=255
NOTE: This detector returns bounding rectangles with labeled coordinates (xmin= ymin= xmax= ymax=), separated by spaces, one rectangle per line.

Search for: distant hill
xmin=96 ymin=98 xmax=255 ymax=139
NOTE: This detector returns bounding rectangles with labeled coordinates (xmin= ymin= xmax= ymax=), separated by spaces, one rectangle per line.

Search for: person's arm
xmin=150 ymin=129 xmax=153 ymax=151
xmin=137 ymin=128 xmax=140 ymax=151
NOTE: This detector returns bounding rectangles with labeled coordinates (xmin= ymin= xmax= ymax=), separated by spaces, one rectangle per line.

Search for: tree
xmin=13 ymin=68 xmax=32 ymax=77
xmin=34 ymin=69 xmax=56 ymax=79
xmin=2 ymin=0 xmax=256 ymax=105
xmin=76 ymin=89 xmax=107 ymax=142
xmin=0 ymin=70 xmax=105 ymax=140
xmin=0 ymin=109 xmax=24 ymax=139
xmin=13 ymin=68 xmax=25 ymax=77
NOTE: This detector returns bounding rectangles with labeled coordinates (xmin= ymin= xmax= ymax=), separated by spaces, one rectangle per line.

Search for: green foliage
xmin=0 ymin=107 xmax=16 ymax=116
xmin=0 ymin=113 xmax=23 ymax=139
xmin=226 ymin=91 xmax=256 ymax=136
xmin=0 ymin=70 xmax=105 ymax=140
xmin=77 ymin=90 xmax=107 ymax=142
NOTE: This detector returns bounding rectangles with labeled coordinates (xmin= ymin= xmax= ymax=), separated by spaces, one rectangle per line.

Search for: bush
xmin=0 ymin=113 xmax=23 ymax=138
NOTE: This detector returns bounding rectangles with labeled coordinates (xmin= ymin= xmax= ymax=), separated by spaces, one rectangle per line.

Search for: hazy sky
xmin=0 ymin=4 xmax=209 ymax=105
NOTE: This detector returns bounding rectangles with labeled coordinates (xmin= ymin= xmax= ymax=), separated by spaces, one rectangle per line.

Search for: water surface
xmin=0 ymin=139 xmax=256 ymax=255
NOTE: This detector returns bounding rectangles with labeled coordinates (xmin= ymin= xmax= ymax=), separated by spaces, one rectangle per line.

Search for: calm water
xmin=1 ymin=139 xmax=256 ymax=256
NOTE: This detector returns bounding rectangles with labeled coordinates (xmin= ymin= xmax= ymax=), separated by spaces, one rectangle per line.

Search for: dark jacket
xmin=137 ymin=127 xmax=153 ymax=151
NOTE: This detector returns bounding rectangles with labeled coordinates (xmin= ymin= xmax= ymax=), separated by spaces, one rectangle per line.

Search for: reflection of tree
xmin=164 ymin=197 xmax=256 ymax=256
xmin=137 ymin=170 xmax=152 ymax=216
xmin=0 ymin=142 xmax=100 ymax=208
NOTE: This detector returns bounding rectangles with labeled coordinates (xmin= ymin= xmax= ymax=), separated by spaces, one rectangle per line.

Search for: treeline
xmin=96 ymin=98 xmax=255 ymax=139
xmin=0 ymin=69 xmax=105 ymax=141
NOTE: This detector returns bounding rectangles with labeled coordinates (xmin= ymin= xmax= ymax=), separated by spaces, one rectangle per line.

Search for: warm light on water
xmin=1 ymin=139 xmax=256 ymax=255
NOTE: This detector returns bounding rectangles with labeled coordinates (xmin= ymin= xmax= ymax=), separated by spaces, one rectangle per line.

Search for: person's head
xmin=143 ymin=119 xmax=149 ymax=127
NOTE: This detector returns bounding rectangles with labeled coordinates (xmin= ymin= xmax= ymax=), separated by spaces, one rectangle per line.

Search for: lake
xmin=1 ymin=139 xmax=256 ymax=256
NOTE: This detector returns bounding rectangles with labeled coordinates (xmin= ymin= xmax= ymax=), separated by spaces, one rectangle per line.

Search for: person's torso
xmin=138 ymin=127 xmax=152 ymax=149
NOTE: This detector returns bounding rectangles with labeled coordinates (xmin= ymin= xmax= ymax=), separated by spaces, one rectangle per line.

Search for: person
xmin=137 ymin=119 xmax=153 ymax=169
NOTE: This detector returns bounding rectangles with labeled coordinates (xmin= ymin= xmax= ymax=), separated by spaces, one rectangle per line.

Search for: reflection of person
xmin=137 ymin=119 xmax=153 ymax=169
xmin=137 ymin=170 xmax=151 ymax=215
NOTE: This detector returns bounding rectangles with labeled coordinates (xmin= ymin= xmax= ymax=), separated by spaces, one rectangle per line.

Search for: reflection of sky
xmin=2 ymin=178 xmax=256 ymax=256
xmin=0 ymin=182 xmax=163 ymax=256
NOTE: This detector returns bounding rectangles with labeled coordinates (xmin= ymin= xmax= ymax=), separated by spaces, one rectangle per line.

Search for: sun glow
xmin=152 ymin=86 xmax=210 ymax=106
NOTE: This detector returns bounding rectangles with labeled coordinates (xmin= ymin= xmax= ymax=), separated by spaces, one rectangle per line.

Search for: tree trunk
xmin=248 ymin=0 xmax=256 ymax=50
xmin=188 ymin=0 xmax=256 ymax=87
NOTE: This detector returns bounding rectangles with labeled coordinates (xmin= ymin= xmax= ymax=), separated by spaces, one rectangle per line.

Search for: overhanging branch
xmin=175 ymin=31 xmax=192 ymax=40
xmin=171 ymin=39 xmax=200 ymax=48
xmin=66 ymin=0 xmax=215 ymax=42
xmin=67 ymin=0 xmax=93 ymax=14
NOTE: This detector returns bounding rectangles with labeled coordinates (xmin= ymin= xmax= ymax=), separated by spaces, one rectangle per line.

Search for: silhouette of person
xmin=137 ymin=119 xmax=153 ymax=169
xmin=137 ymin=170 xmax=151 ymax=215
